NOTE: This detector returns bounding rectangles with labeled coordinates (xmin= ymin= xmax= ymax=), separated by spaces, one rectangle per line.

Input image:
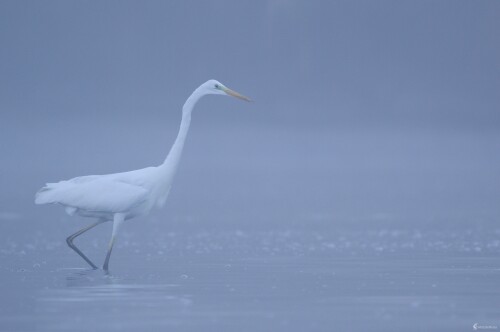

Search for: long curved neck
xmin=161 ymin=88 xmax=203 ymax=170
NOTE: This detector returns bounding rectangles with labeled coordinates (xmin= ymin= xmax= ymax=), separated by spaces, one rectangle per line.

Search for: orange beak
xmin=223 ymin=87 xmax=252 ymax=102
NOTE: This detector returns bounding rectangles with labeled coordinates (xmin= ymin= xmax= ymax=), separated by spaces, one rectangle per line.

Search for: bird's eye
xmin=214 ymin=84 xmax=219 ymax=89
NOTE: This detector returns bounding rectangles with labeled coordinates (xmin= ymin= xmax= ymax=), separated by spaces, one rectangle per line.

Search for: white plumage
xmin=35 ymin=170 xmax=153 ymax=218
xmin=35 ymin=79 xmax=250 ymax=271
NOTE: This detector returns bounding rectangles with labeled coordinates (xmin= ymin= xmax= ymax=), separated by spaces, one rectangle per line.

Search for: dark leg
xmin=66 ymin=219 xmax=106 ymax=269
xmin=102 ymin=239 xmax=115 ymax=272
xmin=103 ymin=213 xmax=124 ymax=271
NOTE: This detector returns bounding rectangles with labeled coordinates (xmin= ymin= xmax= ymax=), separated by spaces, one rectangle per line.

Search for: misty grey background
xmin=1 ymin=0 xmax=499 ymax=224
xmin=1 ymin=1 xmax=499 ymax=331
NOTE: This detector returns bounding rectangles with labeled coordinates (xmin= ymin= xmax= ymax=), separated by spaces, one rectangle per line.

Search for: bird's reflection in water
xmin=61 ymin=269 xmax=187 ymax=303
xmin=35 ymin=269 xmax=192 ymax=331
xmin=65 ymin=268 xmax=123 ymax=288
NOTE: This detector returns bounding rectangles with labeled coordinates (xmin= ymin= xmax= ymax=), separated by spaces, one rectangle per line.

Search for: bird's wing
xmin=35 ymin=176 xmax=150 ymax=213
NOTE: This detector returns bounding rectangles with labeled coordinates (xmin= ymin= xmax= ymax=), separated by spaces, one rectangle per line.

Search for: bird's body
xmin=35 ymin=79 xmax=250 ymax=270
xmin=36 ymin=166 xmax=161 ymax=220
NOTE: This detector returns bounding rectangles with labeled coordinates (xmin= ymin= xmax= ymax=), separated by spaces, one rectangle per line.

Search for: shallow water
xmin=2 ymin=129 xmax=499 ymax=331
xmin=2 ymin=228 xmax=499 ymax=332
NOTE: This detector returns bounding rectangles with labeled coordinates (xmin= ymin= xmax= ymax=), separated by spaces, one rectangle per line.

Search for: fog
xmin=1 ymin=1 xmax=499 ymax=331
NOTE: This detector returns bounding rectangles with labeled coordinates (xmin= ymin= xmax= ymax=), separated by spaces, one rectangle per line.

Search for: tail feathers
xmin=34 ymin=183 xmax=59 ymax=205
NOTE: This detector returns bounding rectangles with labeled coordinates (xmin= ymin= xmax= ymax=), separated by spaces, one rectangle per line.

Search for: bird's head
xmin=201 ymin=79 xmax=251 ymax=102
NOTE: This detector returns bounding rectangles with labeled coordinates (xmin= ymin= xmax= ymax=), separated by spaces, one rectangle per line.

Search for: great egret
xmin=35 ymin=80 xmax=251 ymax=271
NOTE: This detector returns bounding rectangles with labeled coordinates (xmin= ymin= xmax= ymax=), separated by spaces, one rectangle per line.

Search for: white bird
xmin=35 ymin=80 xmax=251 ymax=271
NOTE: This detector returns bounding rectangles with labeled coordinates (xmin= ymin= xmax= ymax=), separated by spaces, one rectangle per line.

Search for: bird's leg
xmin=66 ymin=219 xmax=106 ymax=269
xmin=103 ymin=213 xmax=125 ymax=271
